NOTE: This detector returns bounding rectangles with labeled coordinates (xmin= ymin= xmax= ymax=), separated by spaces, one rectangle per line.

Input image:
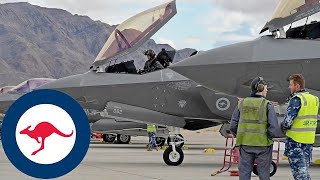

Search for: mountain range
xmin=0 ymin=2 xmax=195 ymax=86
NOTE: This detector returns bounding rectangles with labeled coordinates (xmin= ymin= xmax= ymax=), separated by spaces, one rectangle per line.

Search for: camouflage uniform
xmin=147 ymin=124 xmax=157 ymax=149
xmin=285 ymin=138 xmax=312 ymax=180
xmin=281 ymin=90 xmax=313 ymax=180
xmin=148 ymin=132 xmax=157 ymax=148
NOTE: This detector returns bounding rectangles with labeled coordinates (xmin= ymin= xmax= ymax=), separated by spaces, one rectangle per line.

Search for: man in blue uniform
xmin=281 ymin=74 xmax=319 ymax=180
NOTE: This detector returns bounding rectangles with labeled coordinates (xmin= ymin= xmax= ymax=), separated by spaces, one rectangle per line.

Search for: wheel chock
xmin=282 ymin=156 xmax=288 ymax=160
xmin=204 ymin=148 xmax=216 ymax=154
xmin=229 ymin=170 xmax=239 ymax=176
xmin=183 ymin=146 xmax=189 ymax=150
xmin=313 ymin=159 xmax=320 ymax=165
xmin=161 ymin=146 xmax=169 ymax=150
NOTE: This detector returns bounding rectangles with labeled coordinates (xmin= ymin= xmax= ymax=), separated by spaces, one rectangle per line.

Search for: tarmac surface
xmin=0 ymin=130 xmax=320 ymax=180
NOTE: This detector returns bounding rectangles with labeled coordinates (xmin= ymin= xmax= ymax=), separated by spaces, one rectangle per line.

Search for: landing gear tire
xmin=117 ymin=134 xmax=131 ymax=144
xmin=167 ymin=134 xmax=184 ymax=148
xmin=163 ymin=146 xmax=184 ymax=166
xmin=253 ymin=161 xmax=277 ymax=177
xmin=102 ymin=134 xmax=116 ymax=143
xmin=156 ymin=137 xmax=166 ymax=147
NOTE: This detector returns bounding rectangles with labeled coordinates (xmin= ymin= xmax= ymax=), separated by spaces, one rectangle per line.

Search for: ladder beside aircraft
xmin=211 ymin=134 xmax=280 ymax=177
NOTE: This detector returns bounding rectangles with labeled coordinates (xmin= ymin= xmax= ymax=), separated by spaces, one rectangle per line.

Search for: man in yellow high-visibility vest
xmin=281 ymin=74 xmax=319 ymax=180
xmin=147 ymin=123 xmax=158 ymax=151
xmin=230 ymin=77 xmax=279 ymax=180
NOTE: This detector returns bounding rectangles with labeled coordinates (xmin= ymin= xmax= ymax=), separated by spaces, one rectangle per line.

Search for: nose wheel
xmin=163 ymin=134 xmax=185 ymax=166
xmin=163 ymin=146 xmax=184 ymax=166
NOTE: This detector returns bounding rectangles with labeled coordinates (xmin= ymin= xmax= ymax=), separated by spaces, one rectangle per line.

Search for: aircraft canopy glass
xmin=0 ymin=86 xmax=14 ymax=93
xmin=261 ymin=0 xmax=320 ymax=33
xmin=92 ymin=1 xmax=176 ymax=67
xmin=9 ymin=78 xmax=56 ymax=94
xmin=270 ymin=0 xmax=305 ymax=20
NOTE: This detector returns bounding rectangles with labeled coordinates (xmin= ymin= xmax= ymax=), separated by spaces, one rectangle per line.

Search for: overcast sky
xmin=1 ymin=0 xmax=320 ymax=50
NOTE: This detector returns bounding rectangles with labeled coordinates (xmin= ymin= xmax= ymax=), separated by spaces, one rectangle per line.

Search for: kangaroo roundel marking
xmin=1 ymin=89 xmax=90 ymax=179
xmin=16 ymin=104 xmax=76 ymax=164
xmin=216 ymin=97 xmax=230 ymax=111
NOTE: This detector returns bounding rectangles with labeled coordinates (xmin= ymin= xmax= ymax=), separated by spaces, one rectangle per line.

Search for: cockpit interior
xmin=286 ymin=21 xmax=320 ymax=39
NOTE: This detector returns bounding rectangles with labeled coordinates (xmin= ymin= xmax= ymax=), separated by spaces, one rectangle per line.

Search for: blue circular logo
xmin=1 ymin=89 xmax=90 ymax=179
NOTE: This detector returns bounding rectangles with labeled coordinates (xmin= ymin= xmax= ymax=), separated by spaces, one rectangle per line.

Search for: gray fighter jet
xmin=169 ymin=0 xmax=320 ymax=142
xmin=0 ymin=81 xmax=169 ymax=145
xmin=170 ymin=0 xmax=320 ymax=104
xmin=0 ymin=1 xmax=239 ymax=166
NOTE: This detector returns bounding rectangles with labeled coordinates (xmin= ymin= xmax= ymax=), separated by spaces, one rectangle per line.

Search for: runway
xmin=0 ymin=130 xmax=319 ymax=180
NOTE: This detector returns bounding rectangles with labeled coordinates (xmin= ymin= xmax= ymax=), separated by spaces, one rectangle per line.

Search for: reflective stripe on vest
xmin=236 ymin=97 xmax=273 ymax=146
xmin=286 ymin=92 xmax=319 ymax=144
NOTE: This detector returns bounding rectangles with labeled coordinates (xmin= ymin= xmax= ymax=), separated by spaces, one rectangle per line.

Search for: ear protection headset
xmin=255 ymin=77 xmax=267 ymax=92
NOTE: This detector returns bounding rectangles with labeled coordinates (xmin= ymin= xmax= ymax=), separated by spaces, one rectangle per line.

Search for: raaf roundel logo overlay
xmin=16 ymin=104 xmax=76 ymax=164
xmin=1 ymin=89 xmax=90 ymax=179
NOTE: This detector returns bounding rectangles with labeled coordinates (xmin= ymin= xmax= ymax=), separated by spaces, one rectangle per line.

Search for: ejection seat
xmin=105 ymin=60 xmax=138 ymax=74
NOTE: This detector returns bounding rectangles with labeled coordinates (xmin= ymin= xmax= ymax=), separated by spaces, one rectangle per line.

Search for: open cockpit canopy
xmin=8 ymin=78 xmax=56 ymax=94
xmin=261 ymin=0 xmax=320 ymax=33
xmin=91 ymin=1 xmax=177 ymax=69
xmin=0 ymin=86 xmax=14 ymax=93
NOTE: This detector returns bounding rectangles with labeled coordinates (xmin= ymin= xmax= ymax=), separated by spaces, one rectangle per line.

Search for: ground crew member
xmin=143 ymin=49 xmax=164 ymax=73
xmin=281 ymin=74 xmax=319 ymax=180
xmin=230 ymin=77 xmax=279 ymax=180
xmin=147 ymin=123 xmax=158 ymax=151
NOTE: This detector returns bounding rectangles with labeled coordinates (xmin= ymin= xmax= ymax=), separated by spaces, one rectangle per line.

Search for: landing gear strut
xmin=167 ymin=134 xmax=184 ymax=148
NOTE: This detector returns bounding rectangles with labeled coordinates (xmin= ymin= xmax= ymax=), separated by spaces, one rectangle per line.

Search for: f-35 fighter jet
xmin=169 ymin=0 xmax=320 ymax=144
xmin=22 ymin=1 xmax=238 ymax=166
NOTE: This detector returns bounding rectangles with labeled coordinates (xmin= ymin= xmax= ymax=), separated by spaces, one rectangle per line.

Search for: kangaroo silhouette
xmin=20 ymin=122 xmax=73 ymax=156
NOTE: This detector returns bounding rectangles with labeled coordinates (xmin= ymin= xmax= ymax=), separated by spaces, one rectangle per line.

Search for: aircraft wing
xmin=92 ymin=1 xmax=177 ymax=68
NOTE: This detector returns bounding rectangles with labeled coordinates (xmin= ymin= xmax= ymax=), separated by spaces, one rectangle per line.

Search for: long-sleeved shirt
xmin=281 ymin=90 xmax=304 ymax=133
xmin=281 ymin=89 xmax=314 ymax=158
xmin=230 ymin=94 xmax=279 ymax=140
